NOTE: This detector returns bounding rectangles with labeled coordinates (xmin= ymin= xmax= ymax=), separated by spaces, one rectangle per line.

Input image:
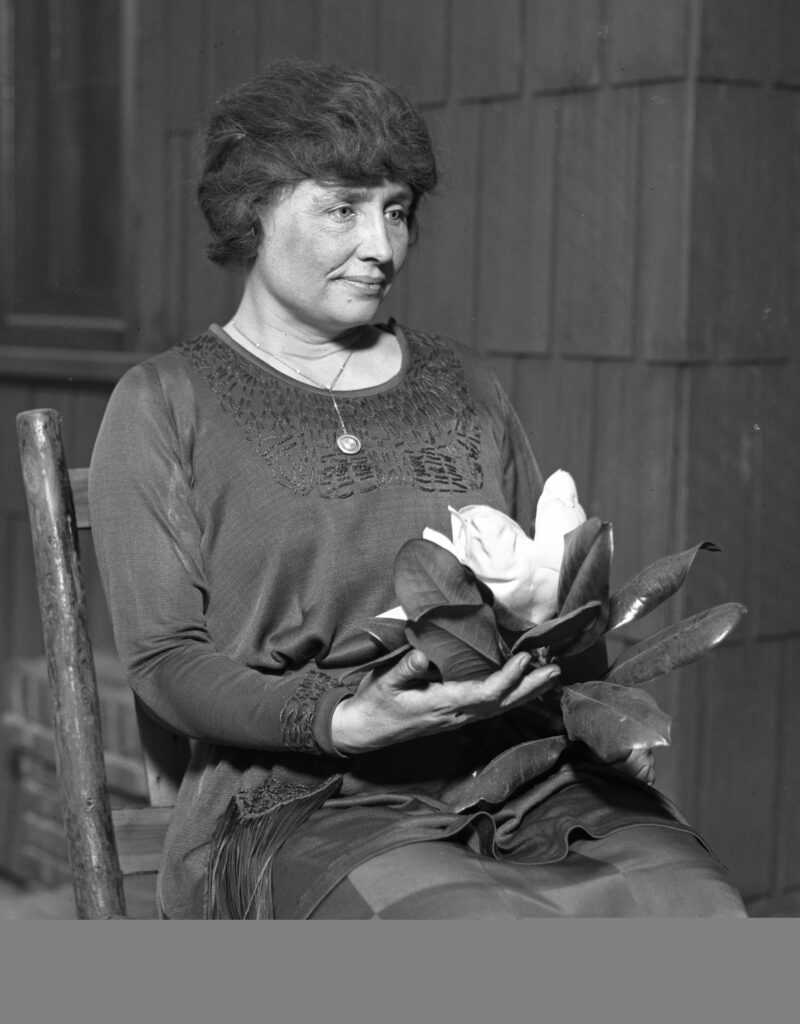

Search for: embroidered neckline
xmin=210 ymin=320 xmax=411 ymax=399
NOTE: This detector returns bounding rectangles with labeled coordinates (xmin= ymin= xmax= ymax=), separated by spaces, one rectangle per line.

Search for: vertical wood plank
xmin=683 ymin=366 xmax=758 ymax=621
xmin=401 ymin=104 xmax=482 ymax=344
xmin=552 ymin=88 xmax=640 ymax=358
xmin=255 ymin=0 xmax=321 ymax=63
xmin=607 ymin=0 xmax=691 ymax=83
xmin=591 ymin=361 xmax=683 ymax=633
xmin=506 ymin=356 xmax=598 ymax=503
xmin=776 ymin=638 xmax=800 ymax=893
xmin=699 ymin=0 xmax=782 ymax=84
xmin=695 ymin=640 xmax=780 ymax=900
xmin=689 ymin=85 xmax=797 ymax=361
xmin=526 ymin=0 xmax=603 ymax=91
xmin=379 ymin=0 xmax=448 ymax=105
xmin=638 ymin=82 xmax=691 ymax=361
xmin=165 ymin=0 xmax=213 ymax=131
xmin=755 ymin=363 xmax=800 ymax=638
xmin=476 ymin=96 xmax=558 ymax=354
xmin=451 ymin=0 xmax=523 ymax=100
xmin=205 ymin=0 xmax=261 ymax=98
xmin=318 ymin=0 xmax=382 ymax=72
xmin=136 ymin=2 xmax=170 ymax=350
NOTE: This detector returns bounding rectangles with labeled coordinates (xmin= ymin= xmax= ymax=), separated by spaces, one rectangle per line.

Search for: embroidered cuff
xmin=279 ymin=669 xmax=353 ymax=756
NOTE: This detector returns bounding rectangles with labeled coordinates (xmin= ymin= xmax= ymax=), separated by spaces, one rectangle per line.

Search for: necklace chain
xmin=229 ymin=321 xmax=363 ymax=455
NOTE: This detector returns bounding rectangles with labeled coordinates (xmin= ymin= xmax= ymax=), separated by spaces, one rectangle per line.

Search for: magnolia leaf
xmin=447 ymin=735 xmax=569 ymax=812
xmin=511 ymin=601 xmax=602 ymax=655
xmin=394 ymin=539 xmax=485 ymax=620
xmin=339 ymin=643 xmax=413 ymax=686
xmin=405 ymin=605 xmax=503 ymax=681
xmin=445 ymin=736 xmax=569 ymax=813
xmin=561 ymin=681 xmax=672 ymax=762
xmin=607 ymin=541 xmax=722 ymax=631
xmin=558 ymin=519 xmax=613 ymax=620
xmin=605 ymin=602 xmax=747 ymax=687
xmin=361 ymin=616 xmax=409 ymax=651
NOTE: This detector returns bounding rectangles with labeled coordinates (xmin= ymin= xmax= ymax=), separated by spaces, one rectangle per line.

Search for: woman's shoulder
xmin=110 ymin=329 xmax=221 ymax=398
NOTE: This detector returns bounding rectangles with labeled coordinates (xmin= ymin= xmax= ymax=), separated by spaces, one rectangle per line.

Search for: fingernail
xmin=544 ymin=667 xmax=561 ymax=681
xmin=517 ymin=653 xmax=532 ymax=670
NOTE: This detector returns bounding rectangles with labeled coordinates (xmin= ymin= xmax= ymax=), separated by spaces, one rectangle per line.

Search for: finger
xmin=385 ymin=648 xmax=431 ymax=688
xmin=479 ymin=655 xmax=560 ymax=705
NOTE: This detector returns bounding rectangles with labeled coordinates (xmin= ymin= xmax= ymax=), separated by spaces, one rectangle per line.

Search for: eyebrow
xmin=318 ymin=183 xmax=413 ymax=205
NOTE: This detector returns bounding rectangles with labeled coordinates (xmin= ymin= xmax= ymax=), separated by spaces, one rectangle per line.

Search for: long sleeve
xmin=89 ymin=359 xmax=350 ymax=755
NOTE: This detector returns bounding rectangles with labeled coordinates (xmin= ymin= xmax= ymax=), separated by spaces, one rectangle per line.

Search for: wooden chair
xmin=16 ymin=408 xmax=191 ymax=919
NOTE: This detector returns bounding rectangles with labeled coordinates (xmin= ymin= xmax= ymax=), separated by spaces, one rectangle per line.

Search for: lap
xmin=309 ymin=825 xmax=748 ymax=919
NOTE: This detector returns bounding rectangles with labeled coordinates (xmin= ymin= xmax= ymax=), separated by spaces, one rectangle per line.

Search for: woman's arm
xmin=89 ymin=361 xmax=351 ymax=756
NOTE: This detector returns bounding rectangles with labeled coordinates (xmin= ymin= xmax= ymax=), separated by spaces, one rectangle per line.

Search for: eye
xmin=329 ymin=204 xmax=355 ymax=221
xmin=386 ymin=205 xmax=409 ymax=226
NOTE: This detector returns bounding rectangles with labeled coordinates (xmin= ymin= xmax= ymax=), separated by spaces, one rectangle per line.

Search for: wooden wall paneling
xmin=682 ymin=366 xmax=758 ymax=622
xmin=402 ymin=104 xmax=482 ymax=345
xmin=699 ymin=0 xmax=782 ymax=84
xmin=638 ymin=82 xmax=691 ymax=361
xmin=318 ymin=0 xmax=382 ymax=72
xmin=551 ymin=87 xmax=640 ymax=358
xmin=205 ymin=0 xmax=261 ymax=97
xmin=775 ymin=0 xmax=800 ymax=85
xmin=526 ymin=0 xmax=603 ymax=92
xmin=255 ymin=0 xmax=322 ymax=65
xmin=754 ymin=363 xmax=800 ymax=638
xmin=506 ymin=356 xmax=598 ymax=502
xmin=378 ymin=0 xmax=449 ymax=105
xmin=606 ymin=0 xmax=691 ymax=84
xmin=165 ymin=0 xmax=212 ymax=131
xmin=591 ymin=362 xmax=682 ymax=635
xmin=451 ymin=0 xmax=522 ymax=101
xmin=690 ymin=84 xmax=792 ymax=362
xmin=476 ymin=96 xmax=556 ymax=354
xmin=136 ymin=3 xmax=171 ymax=351
xmin=776 ymin=638 xmax=800 ymax=894
xmin=0 ymin=382 xmax=34 ymax=517
xmin=695 ymin=639 xmax=781 ymax=900
xmin=164 ymin=131 xmax=236 ymax=345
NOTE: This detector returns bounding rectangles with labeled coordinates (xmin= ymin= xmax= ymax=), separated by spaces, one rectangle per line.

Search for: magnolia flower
xmin=423 ymin=469 xmax=587 ymax=624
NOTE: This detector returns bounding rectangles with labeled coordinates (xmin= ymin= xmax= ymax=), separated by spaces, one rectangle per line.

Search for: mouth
xmin=338 ymin=276 xmax=388 ymax=295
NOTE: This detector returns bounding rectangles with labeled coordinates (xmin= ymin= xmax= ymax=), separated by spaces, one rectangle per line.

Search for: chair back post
xmin=16 ymin=408 xmax=126 ymax=919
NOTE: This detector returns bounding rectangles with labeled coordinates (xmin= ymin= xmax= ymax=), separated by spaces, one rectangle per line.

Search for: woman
xmin=90 ymin=60 xmax=747 ymax=918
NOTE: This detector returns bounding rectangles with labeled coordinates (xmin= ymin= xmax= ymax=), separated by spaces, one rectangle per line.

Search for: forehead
xmin=290 ymin=178 xmax=413 ymax=205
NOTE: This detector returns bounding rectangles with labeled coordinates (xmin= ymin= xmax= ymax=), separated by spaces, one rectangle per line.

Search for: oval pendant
xmin=337 ymin=433 xmax=362 ymax=455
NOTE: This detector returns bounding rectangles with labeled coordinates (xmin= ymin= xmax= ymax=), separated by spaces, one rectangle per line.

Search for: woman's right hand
xmin=330 ymin=648 xmax=561 ymax=756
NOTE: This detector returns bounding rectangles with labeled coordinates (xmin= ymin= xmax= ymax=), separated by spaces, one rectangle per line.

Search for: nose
xmin=356 ymin=208 xmax=395 ymax=265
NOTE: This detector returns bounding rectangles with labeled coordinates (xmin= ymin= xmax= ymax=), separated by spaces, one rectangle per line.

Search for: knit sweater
xmin=90 ymin=323 xmax=556 ymax=916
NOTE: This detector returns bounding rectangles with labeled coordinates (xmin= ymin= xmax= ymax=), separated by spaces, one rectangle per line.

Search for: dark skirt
xmin=258 ymin=766 xmax=747 ymax=919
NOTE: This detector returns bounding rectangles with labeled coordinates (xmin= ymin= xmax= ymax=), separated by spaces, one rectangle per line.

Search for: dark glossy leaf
xmin=445 ymin=736 xmax=569 ymax=813
xmin=394 ymin=539 xmax=485 ymax=620
xmin=607 ymin=541 xmax=721 ymax=631
xmin=511 ymin=601 xmax=602 ymax=655
xmin=557 ymin=519 xmax=613 ymax=621
xmin=561 ymin=681 xmax=672 ymax=762
xmin=490 ymin=595 xmax=536 ymax=635
xmin=557 ymin=637 xmax=610 ymax=685
xmin=339 ymin=643 xmax=413 ymax=686
xmin=361 ymin=616 xmax=409 ymax=651
xmin=405 ymin=605 xmax=503 ymax=681
xmin=605 ymin=602 xmax=748 ymax=687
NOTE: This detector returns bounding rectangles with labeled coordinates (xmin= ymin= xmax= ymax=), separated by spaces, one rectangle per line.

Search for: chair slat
xmin=68 ymin=468 xmax=90 ymax=529
xmin=112 ymin=807 xmax=173 ymax=875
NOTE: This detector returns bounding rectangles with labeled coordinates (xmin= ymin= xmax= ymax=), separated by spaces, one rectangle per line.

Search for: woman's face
xmin=250 ymin=178 xmax=413 ymax=339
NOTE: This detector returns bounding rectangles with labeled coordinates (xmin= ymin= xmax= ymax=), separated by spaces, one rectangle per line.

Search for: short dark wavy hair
xmin=197 ymin=60 xmax=438 ymax=270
